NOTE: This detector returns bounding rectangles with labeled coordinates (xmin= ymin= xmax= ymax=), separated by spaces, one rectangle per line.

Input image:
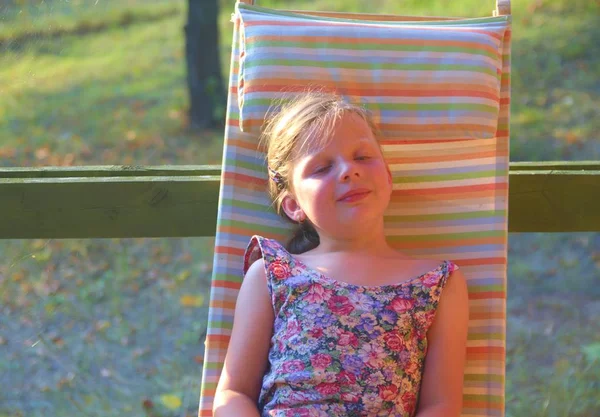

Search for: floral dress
xmin=243 ymin=235 xmax=459 ymax=417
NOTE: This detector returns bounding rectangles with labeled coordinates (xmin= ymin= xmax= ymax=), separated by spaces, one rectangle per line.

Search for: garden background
xmin=0 ymin=0 xmax=599 ymax=416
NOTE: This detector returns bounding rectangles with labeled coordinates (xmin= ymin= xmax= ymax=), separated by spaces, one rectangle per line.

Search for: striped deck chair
xmin=199 ymin=1 xmax=512 ymax=416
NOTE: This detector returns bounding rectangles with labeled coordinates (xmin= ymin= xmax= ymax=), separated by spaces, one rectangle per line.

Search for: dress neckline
xmin=273 ymin=239 xmax=448 ymax=290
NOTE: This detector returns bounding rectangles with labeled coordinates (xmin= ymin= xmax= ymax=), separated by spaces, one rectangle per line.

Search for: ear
xmin=281 ymin=193 xmax=305 ymax=223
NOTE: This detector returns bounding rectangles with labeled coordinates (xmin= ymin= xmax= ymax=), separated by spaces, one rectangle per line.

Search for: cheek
xmin=297 ymin=180 xmax=332 ymax=212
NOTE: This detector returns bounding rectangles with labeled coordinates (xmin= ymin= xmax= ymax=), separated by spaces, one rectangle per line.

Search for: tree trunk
xmin=185 ymin=0 xmax=226 ymax=130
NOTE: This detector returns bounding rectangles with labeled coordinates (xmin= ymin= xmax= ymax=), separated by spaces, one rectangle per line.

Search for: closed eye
xmin=355 ymin=155 xmax=371 ymax=161
xmin=313 ymin=165 xmax=331 ymax=174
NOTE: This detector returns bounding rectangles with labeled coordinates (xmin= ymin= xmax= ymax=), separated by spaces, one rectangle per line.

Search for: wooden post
xmin=494 ymin=0 xmax=511 ymax=16
xmin=237 ymin=0 xmax=255 ymax=4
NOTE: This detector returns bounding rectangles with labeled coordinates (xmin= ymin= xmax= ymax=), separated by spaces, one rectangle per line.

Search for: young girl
xmin=213 ymin=92 xmax=469 ymax=417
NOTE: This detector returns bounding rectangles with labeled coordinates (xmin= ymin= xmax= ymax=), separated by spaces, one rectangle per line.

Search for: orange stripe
xmin=392 ymin=182 xmax=507 ymax=197
xmin=206 ymin=334 xmax=231 ymax=343
xmin=220 ymin=225 xmax=264 ymax=236
xmin=466 ymin=352 xmax=505 ymax=361
xmin=229 ymin=138 xmax=268 ymax=153
xmin=391 ymin=237 xmax=506 ymax=250
xmin=244 ymin=82 xmax=500 ymax=98
xmin=457 ymin=257 xmax=506 ymax=267
xmin=390 ymin=191 xmax=499 ymax=202
xmin=467 ymin=346 xmax=505 ymax=354
xmin=470 ymin=291 xmax=505 ymax=300
xmin=212 ymin=280 xmax=241 ymax=290
xmin=387 ymin=150 xmax=506 ymax=163
xmin=470 ymin=313 xmax=506 ymax=320
xmin=223 ymin=171 xmax=266 ymax=186
xmin=214 ymin=246 xmax=245 ymax=256
xmin=210 ymin=300 xmax=237 ymax=309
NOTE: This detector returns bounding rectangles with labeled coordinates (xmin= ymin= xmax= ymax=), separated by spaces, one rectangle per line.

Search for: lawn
xmin=0 ymin=0 xmax=599 ymax=416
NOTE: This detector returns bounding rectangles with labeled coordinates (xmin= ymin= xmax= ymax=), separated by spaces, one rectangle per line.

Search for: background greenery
xmin=0 ymin=0 xmax=599 ymax=416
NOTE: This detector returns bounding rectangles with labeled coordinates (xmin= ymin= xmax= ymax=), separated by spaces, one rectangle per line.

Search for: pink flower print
xmin=327 ymin=295 xmax=355 ymax=315
xmin=285 ymin=320 xmax=301 ymax=339
xmin=378 ymin=383 xmax=399 ymax=401
xmin=281 ymin=409 xmax=310 ymax=417
xmin=341 ymin=392 xmax=360 ymax=403
xmin=305 ymin=283 xmax=330 ymax=303
xmin=384 ymin=333 xmax=406 ymax=352
xmin=422 ymin=269 xmax=441 ymax=287
xmin=337 ymin=330 xmax=359 ymax=348
xmin=281 ymin=359 xmax=305 ymax=374
xmin=405 ymin=359 xmax=419 ymax=377
xmin=402 ymin=391 xmax=417 ymax=411
xmin=310 ymin=353 xmax=332 ymax=369
xmin=308 ymin=327 xmax=324 ymax=339
xmin=337 ymin=370 xmax=357 ymax=386
xmin=359 ymin=343 xmax=385 ymax=368
xmin=388 ymin=296 xmax=415 ymax=314
xmin=268 ymin=261 xmax=291 ymax=280
xmin=315 ymin=382 xmax=340 ymax=396
xmin=308 ymin=408 xmax=329 ymax=417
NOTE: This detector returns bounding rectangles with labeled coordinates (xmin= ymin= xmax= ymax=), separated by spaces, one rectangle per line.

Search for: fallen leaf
xmin=142 ymin=398 xmax=154 ymax=410
xmin=180 ymin=294 xmax=204 ymax=307
xmin=176 ymin=270 xmax=191 ymax=282
xmin=95 ymin=320 xmax=111 ymax=332
xmin=160 ymin=394 xmax=182 ymax=410
xmin=12 ymin=270 xmax=25 ymax=282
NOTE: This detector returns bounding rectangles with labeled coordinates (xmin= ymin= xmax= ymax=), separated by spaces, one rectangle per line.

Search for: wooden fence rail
xmin=1 ymin=162 xmax=599 ymax=239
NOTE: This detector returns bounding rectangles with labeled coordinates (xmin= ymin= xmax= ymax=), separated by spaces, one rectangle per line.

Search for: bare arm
xmin=416 ymin=268 xmax=469 ymax=417
xmin=213 ymin=259 xmax=274 ymax=417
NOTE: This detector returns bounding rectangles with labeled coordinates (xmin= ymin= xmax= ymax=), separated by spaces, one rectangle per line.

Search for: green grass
xmin=0 ymin=0 xmax=599 ymax=416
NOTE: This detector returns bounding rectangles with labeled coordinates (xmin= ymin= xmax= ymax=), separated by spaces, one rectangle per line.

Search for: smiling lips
xmin=337 ymin=189 xmax=371 ymax=202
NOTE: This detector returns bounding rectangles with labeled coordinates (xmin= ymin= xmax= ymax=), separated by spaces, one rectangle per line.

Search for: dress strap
xmin=416 ymin=260 xmax=460 ymax=334
xmin=242 ymin=235 xmax=288 ymax=276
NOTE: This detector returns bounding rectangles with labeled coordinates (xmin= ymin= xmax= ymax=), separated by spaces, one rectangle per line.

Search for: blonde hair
xmin=260 ymin=91 xmax=380 ymax=253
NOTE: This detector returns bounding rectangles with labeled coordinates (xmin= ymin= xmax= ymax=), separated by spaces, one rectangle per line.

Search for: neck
xmin=314 ymin=219 xmax=392 ymax=255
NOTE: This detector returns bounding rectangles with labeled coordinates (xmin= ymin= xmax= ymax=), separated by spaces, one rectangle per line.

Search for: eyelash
xmin=313 ymin=156 xmax=371 ymax=174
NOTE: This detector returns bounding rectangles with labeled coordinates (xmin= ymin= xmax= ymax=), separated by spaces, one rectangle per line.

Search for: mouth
xmin=337 ymin=189 xmax=371 ymax=202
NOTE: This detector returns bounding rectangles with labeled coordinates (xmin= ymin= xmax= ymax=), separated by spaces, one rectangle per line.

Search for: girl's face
xmin=282 ymin=112 xmax=392 ymax=238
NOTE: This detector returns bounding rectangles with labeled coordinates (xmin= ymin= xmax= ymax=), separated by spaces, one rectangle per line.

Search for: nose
xmin=338 ymin=159 xmax=360 ymax=181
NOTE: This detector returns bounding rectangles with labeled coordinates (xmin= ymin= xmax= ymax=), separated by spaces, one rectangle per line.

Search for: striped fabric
xmin=199 ymin=3 xmax=511 ymax=417
xmin=237 ymin=3 xmax=510 ymax=143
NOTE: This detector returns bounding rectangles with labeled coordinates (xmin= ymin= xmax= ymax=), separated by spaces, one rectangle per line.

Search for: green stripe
xmin=385 ymin=210 xmax=506 ymax=222
xmin=393 ymin=170 xmax=507 ymax=183
xmin=229 ymin=159 xmax=263 ymax=172
xmin=204 ymin=362 xmax=224 ymax=370
xmin=463 ymin=394 xmax=504 ymax=403
xmin=222 ymin=198 xmax=271 ymax=212
xmin=245 ymin=58 xmax=498 ymax=75
xmin=201 ymin=382 xmax=218 ymax=391
xmin=208 ymin=321 xmax=234 ymax=330
xmin=387 ymin=230 xmax=504 ymax=241
xmin=238 ymin=3 xmax=510 ymax=26
xmin=214 ymin=273 xmax=243 ymax=283
xmin=468 ymin=333 xmax=504 ymax=341
xmin=464 ymin=374 xmax=504 ymax=383
xmin=249 ymin=41 xmax=499 ymax=60
xmin=244 ymin=98 xmax=498 ymax=113
xmin=469 ymin=285 xmax=505 ymax=292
